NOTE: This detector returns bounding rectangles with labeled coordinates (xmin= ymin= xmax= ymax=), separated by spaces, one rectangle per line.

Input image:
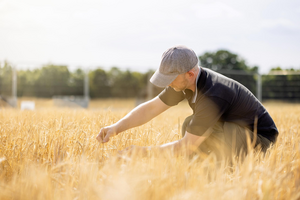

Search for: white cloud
xmin=260 ymin=18 xmax=299 ymax=30
xmin=192 ymin=1 xmax=243 ymax=19
xmin=0 ymin=0 xmax=299 ymax=73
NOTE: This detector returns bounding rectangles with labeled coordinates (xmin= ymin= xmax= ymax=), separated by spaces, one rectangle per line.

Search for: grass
xmin=0 ymin=99 xmax=299 ymax=199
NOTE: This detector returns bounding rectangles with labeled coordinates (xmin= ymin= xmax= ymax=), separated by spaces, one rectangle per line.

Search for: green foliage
xmin=199 ymin=50 xmax=258 ymax=95
xmin=0 ymin=61 xmax=13 ymax=96
xmin=108 ymin=68 xmax=142 ymax=98
xmin=89 ymin=68 xmax=110 ymax=98
xmin=199 ymin=50 xmax=251 ymax=71
xmin=35 ymin=64 xmax=70 ymax=97
xmin=271 ymin=66 xmax=283 ymax=71
xmin=262 ymin=67 xmax=300 ymax=100
xmin=270 ymin=67 xmax=300 ymax=72
xmin=1 ymin=49 xmax=299 ymax=100
xmin=68 ymin=68 xmax=84 ymax=96
xmin=1 ymin=63 xmax=153 ymax=99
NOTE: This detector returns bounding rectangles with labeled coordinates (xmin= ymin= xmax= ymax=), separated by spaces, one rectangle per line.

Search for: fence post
xmin=84 ymin=69 xmax=90 ymax=107
xmin=256 ymin=73 xmax=262 ymax=102
xmin=11 ymin=66 xmax=18 ymax=107
xmin=147 ymin=73 xmax=154 ymax=100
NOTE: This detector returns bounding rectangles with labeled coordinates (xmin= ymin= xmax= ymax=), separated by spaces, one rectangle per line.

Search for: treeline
xmin=1 ymin=49 xmax=299 ymax=100
xmin=199 ymin=50 xmax=259 ymax=95
xmin=262 ymin=67 xmax=300 ymax=100
xmin=200 ymin=51 xmax=300 ymax=101
xmin=0 ymin=62 xmax=162 ymax=98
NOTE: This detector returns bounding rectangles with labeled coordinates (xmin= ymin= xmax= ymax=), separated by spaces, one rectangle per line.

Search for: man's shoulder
xmin=158 ymin=86 xmax=185 ymax=106
xmin=199 ymin=67 xmax=257 ymax=106
xmin=202 ymin=67 xmax=238 ymax=86
xmin=199 ymin=68 xmax=238 ymax=97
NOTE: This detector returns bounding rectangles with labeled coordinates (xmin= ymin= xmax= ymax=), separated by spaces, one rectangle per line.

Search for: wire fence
xmin=262 ymin=73 xmax=300 ymax=100
xmin=1 ymin=63 xmax=300 ymax=108
xmin=217 ymin=70 xmax=300 ymax=102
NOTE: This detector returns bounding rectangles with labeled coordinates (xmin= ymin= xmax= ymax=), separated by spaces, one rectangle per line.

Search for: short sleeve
xmin=186 ymin=96 xmax=229 ymax=136
xmin=158 ymin=86 xmax=185 ymax=106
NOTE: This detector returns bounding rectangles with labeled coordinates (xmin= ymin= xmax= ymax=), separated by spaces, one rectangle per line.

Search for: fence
xmin=0 ymin=63 xmax=90 ymax=108
xmin=261 ymin=71 xmax=300 ymax=100
xmin=217 ymin=70 xmax=300 ymax=102
xmin=0 ymin=66 xmax=17 ymax=107
xmin=1 ymin=63 xmax=300 ymax=108
xmin=216 ymin=70 xmax=261 ymax=101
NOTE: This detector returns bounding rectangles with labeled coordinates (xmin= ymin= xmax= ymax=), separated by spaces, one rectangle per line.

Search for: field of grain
xmin=0 ymin=99 xmax=300 ymax=200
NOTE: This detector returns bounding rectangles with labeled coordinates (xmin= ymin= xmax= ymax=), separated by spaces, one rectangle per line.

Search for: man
xmin=96 ymin=46 xmax=278 ymax=159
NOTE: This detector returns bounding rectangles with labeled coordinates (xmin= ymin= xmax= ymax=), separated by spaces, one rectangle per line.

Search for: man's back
xmin=158 ymin=67 xmax=278 ymax=142
xmin=197 ymin=68 xmax=278 ymax=142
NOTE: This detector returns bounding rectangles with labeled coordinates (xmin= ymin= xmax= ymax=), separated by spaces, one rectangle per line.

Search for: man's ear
xmin=187 ymin=70 xmax=195 ymax=78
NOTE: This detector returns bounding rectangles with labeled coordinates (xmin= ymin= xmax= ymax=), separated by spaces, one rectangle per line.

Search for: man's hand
xmin=96 ymin=125 xmax=118 ymax=143
xmin=95 ymin=97 xmax=169 ymax=144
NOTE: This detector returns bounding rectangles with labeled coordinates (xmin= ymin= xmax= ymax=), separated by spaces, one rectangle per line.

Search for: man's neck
xmin=187 ymin=67 xmax=200 ymax=92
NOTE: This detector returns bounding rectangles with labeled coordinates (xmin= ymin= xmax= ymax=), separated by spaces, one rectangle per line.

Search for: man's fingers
xmin=96 ymin=126 xmax=117 ymax=143
xmin=103 ymin=133 xmax=111 ymax=143
xmin=96 ymin=128 xmax=106 ymax=143
xmin=96 ymin=128 xmax=113 ymax=143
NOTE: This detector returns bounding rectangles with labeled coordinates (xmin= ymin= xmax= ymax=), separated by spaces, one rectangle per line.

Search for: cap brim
xmin=150 ymin=69 xmax=178 ymax=88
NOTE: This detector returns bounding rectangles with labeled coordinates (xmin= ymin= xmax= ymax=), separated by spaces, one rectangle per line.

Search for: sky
xmin=0 ymin=0 xmax=300 ymax=74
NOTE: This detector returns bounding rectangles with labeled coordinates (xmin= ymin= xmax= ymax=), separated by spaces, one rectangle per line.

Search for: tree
xmin=108 ymin=68 xmax=141 ymax=98
xmin=199 ymin=50 xmax=252 ymax=71
xmin=35 ymin=64 xmax=70 ymax=97
xmin=262 ymin=67 xmax=300 ymax=100
xmin=0 ymin=61 xmax=13 ymax=96
xmin=89 ymin=68 xmax=111 ymax=98
xmin=199 ymin=50 xmax=258 ymax=95
xmin=68 ymin=68 xmax=84 ymax=96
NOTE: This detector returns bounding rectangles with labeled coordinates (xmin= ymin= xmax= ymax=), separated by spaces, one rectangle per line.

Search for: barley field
xmin=0 ymin=99 xmax=299 ymax=200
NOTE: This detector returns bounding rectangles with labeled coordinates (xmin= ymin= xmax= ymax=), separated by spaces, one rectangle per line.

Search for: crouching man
xmin=96 ymin=45 xmax=278 ymax=160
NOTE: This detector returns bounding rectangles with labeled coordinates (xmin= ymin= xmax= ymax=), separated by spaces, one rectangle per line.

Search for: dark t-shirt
xmin=159 ymin=67 xmax=278 ymax=142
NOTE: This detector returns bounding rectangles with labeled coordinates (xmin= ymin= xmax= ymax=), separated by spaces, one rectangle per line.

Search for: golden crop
xmin=0 ymin=99 xmax=299 ymax=200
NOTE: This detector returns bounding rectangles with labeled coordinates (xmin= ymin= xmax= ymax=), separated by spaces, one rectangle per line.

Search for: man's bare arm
xmin=96 ymin=96 xmax=170 ymax=143
xmin=157 ymin=131 xmax=209 ymax=156
xmin=120 ymin=130 xmax=211 ymax=157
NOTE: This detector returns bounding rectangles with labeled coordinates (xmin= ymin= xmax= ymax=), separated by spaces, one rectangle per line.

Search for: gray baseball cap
xmin=150 ymin=45 xmax=199 ymax=88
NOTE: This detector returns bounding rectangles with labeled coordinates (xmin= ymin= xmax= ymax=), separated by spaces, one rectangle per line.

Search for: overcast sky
xmin=0 ymin=0 xmax=299 ymax=73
